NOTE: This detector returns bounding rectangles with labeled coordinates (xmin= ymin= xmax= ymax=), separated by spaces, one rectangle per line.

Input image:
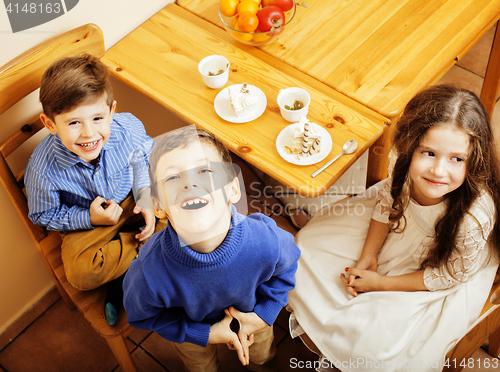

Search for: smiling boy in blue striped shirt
xmin=24 ymin=54 xmax=156 ymax=325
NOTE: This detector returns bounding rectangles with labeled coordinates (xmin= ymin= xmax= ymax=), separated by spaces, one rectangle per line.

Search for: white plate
xmin=276 ymin=123 xmax=333 ymax=166
xmin=214 ymin=84 xmax=267 ymax=123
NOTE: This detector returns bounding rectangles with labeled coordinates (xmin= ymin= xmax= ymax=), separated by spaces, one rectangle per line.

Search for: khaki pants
xmin=60 ymin=195 xmax=166 ymax=291
xmin=172 ymin=325 xmax=276 ymax=372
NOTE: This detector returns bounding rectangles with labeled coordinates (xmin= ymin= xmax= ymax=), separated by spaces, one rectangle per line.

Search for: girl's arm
xmin=342 ymin=268 xmax=427 ymax=294
xmin=344 ymin=219 xmax=389 ymax=296
xmin=354 ymin=219 xmax=389 ymax=271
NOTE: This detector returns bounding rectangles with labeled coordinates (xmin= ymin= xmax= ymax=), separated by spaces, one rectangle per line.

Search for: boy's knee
xmin=64 ymin=255 xmax=110 ymax=291
xmin=249 ymin=326 xmax=276 ymax=366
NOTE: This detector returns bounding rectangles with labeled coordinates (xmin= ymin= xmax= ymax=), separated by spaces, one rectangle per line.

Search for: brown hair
xmin=149 ymin=126 xmax=236 ymax=202
xmin=39 ymin=53 xmax=113 ymax=120
xmin=389 ymin=85 xmax=500 ymax=271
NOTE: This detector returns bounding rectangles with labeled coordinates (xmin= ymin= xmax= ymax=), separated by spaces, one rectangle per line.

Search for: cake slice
xmin=287 ymin=117 xmax=322 ymax=156
xmin=228 ymin=83 xmax=258 ymax=117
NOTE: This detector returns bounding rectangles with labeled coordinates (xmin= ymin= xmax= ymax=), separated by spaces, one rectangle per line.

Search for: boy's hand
xmin=89 ymin=196 xmax=123 ymax=226
xmin=228 ymin=306 xmax=267 ymax=361
xmin=133 ymin=205 xmax=155 ymax=241
xmin=209 ymin=309 xmax=248 ymax=365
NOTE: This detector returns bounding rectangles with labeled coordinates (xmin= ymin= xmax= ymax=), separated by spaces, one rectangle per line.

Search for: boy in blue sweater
xmin=123 ymin=126 xmax=301 ymax=372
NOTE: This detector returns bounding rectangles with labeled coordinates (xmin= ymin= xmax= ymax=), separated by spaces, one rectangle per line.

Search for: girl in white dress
xmin=288 ymin=86 xmax=500 ymax=371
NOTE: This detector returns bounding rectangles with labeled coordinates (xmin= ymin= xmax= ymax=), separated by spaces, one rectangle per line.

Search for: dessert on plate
xmin=285 ymin=116 xmax=322 ymax=158
xmin=228 ymin=83 xmax=259 ymax=117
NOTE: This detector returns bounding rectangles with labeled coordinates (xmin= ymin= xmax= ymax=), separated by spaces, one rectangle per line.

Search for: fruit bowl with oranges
xmin=219 ymin=0 xmax=296 ymax=46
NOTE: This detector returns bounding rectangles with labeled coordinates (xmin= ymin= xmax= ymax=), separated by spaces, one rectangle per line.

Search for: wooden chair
xmin=444 ymin=283 xmax=500 ymax=371
xmin=0 ymin=24 xmax=138 ymax=372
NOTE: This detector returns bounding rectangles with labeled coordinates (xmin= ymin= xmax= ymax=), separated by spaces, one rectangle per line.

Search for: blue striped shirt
xmin=25 ymin=113 xmax=154 ymax=231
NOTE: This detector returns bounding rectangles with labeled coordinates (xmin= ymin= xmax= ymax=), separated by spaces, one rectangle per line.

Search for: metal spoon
xmin=311 ymin=139 xmax=358 ymax=178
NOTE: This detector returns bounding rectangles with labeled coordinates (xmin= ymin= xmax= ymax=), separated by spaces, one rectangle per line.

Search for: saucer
xmin=214 ymin=84 xmax=267 ymax=123
xmin=276 ymin=122 xmax=332 ymax=165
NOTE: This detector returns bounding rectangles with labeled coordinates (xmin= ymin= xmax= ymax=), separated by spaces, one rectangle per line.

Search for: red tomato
xmin=262 ymin=0 xmax=293 ymax=11
xmin=256 ymin=5 xmax=285 ymax=32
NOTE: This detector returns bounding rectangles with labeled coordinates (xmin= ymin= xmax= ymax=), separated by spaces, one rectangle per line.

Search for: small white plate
xmin=214 ymin=84 xmax=267 ymax=123
xmin=276 ymin=123 xmax=333 ymax=165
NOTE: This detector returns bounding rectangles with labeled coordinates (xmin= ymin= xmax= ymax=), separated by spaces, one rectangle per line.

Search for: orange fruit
xmin=238 ymin=12 xmax=259 ymax=32
xmin=237 ymin=0 xmax=259 ymax=15
xmin=220 ymin=0 xmax=239 ymax=17
xmin=252 ymin=28 xmax=270 ymax=43
xmin=233 ymin=23 xmax=254 ymax=42
xmin=249 ymin=0 xmax=262 ymax=4
xmin=231 ymin=15 xmax=239 ymax=28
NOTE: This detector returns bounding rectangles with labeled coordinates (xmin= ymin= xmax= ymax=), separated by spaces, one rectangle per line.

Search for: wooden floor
xmin=2 ymin=25 xmax=500 ymax=372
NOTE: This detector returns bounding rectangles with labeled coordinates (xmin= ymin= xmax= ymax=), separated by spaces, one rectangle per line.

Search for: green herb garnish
xmin=284 ymin=100 xmax=304 ymax=110
xmin=208 ymin=69 xmax=224 ymax=76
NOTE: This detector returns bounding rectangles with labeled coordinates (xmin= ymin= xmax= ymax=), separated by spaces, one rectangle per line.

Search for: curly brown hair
xmin=390 ymin=85 xmax=500 ymax=271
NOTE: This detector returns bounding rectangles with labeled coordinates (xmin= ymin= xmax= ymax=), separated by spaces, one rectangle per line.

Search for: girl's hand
xmin=89 ymin=196 xmax=123 ymax=226
xmin=133 ymin=206 xmax=155 ymax=241
xmin=341 ymin=267 xmax=383 ymax=296
xmin=354 ymin=255 xmax=378 ymax=273
xmin=343 ymin=256 xmax=378 ymax=297
xmin=227 ymin=306 xmax=268 ymax=366
xmin=208 ymin=310 xmax=247 ymax=365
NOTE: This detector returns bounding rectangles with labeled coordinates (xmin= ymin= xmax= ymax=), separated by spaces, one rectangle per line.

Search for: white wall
xmin=0 ymin=0 xmax=189 ymax=334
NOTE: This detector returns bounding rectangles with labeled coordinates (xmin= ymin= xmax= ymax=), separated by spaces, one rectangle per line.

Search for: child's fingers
xmin=231 ymin=336 xmax=248 ymax=366
xmin=228 ymin=306 xmax=242 ymax=320
xmin=247 ymin=333 xmax=255 ymax=347
xmin=223 ymin=308 xmax=234 ymax=323
xmin=348 ymin=274 xmax=356 ymax=285
xmin=238 ymin=334 xmax=251 ymax=365
xmin=345 ymin=267 xmax=362 ymax=285
xmin=135 ymin=223 xmax=154 ymax=241
xmin=340 ymin=273 xmax=358 ymax=297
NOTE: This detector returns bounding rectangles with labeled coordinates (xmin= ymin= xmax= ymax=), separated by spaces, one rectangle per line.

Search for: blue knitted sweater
xmin=123 ymin=208 xmax=301 ymax=347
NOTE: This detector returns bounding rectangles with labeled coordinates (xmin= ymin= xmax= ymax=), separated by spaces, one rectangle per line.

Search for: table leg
xmin=480 ymin=21 xmax=500 ymax=119
xmin=366 ymin=121 xmax=392 ymax=187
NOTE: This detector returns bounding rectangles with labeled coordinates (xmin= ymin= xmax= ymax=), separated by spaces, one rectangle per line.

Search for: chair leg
xmin=480 ymin=21 xmax=500 ymax=119
xmin=106 ymin=335 xmax=138 ymax=372
xmin=488 ymin=326 xmax=500 ymax=357
xmin=54 ymin=280 xmax=76 ymax=310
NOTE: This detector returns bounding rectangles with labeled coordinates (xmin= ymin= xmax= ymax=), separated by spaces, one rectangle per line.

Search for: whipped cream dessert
xmin=285 ymin=117 xmax=322 ymax=157
xmin=228 ymin=83 xmax=259 ymax=117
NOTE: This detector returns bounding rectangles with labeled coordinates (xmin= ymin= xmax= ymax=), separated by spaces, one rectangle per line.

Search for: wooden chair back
xmin=0 ymin=24 xmax=138 ymax=372
xmin=444 ymin=282 xmax=500 ymax=371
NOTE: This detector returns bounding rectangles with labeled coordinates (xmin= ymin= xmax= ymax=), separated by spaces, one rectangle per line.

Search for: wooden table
xmin=177 ymin=0 xmax=500 ymax=183
xmin=102 ymin=4 xmax=387 ymax=197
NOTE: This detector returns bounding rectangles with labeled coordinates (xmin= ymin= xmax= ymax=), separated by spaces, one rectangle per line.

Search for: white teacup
xmin=198 ymin=55 xmax=230 ymax=89
xmin=277 ymin=87 xmax=311 ymax=122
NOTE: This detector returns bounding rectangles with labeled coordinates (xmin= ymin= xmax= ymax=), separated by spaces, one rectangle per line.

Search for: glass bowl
xmin=219 ymin=1 xmax=296 ymax=46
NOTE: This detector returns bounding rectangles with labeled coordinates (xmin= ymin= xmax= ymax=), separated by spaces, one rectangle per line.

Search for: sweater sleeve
xmin=253 ymin=220 xmax=301 ymax=326
xmin=123 ymin=247 xmax=211 ymax=347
